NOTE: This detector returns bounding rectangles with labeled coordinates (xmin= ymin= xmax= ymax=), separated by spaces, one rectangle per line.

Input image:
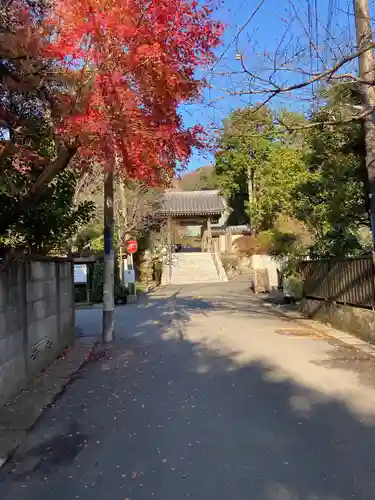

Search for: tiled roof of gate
xmin=159 ymin=190 xmax=226 ymax=216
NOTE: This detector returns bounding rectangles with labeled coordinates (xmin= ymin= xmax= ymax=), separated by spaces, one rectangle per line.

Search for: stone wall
xmin=0 ymin=257 xmax=75 ymax=409
xmin=300 ymin=298 xmax=375 ymax=344
xmin=252 ymin=254 xmax=284 ymax=291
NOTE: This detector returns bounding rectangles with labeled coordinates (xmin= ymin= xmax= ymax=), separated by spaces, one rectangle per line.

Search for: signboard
xmin=126 ymin=239 xmax=138 ymax=254
xmin=123 ymin=269 xmax=136 ymax=285
xmin=74 ymin=264 xmax=88 ymax=284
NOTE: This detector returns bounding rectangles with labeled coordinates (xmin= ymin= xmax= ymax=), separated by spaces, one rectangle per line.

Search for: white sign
xmin=74 ymin=264 xmax=88 ymax=284
xmin=123 ymin=269 xmax=135 ymax=285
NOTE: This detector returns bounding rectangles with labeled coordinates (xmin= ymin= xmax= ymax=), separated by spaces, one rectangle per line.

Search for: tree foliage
xmin=1 ymin=168 xmax=94 ymax=254
xmin=1 ymin=0 xmax=223 ymax=237
xmin=248 ymin=144 xmax=307 ymax=230
xmin=0 ymin=1 xmax=77 ymax=204
xmin=70 ymin=164 xmax=163 ymax=254
xmin=291 ymin=86 xmax=369 ymax=257
xmin=215 ymin=106 xmax=273 ymax=199
xmin=179 ymin=166 xmax=218 ymax=191
xmin=215 ymin=106 xmax=307 ymax=230
xmin=45 ymin=0 xmax=222 ymax=179
xmin=214 ymin=89 xmax=370 ymax=258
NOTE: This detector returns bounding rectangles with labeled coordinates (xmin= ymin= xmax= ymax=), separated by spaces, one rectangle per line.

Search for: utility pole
xmin=354 ymin=0 xmax=375 ymax=261
xmin=102 ymin=167 xmax=115 ymax=343
xmin=167 ymin=216 xmax=172 ymax=284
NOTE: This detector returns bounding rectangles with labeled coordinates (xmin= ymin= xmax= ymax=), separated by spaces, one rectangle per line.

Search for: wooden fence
xmin=300 ymin=256 xmax=375 ymax=309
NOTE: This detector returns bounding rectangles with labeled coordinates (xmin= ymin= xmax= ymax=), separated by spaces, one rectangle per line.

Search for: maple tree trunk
xmin=102 ymin=168 xmax=115 ymax=342
xmin=354 ymin=0 xmax=375 ymax=260
xmin=119 ymin=179 xmax=129 ymax=240
xmin=29 ymin=141 xmax=80 ymax=197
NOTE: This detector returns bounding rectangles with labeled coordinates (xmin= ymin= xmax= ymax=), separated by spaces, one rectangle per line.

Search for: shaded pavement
xmin=2 ymin=283 xmax=375 ymax=499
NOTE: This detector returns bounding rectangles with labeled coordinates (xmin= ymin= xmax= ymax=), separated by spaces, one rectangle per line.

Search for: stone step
xmin=171 ymin=278 xmax=224 ymax=283
xmin=162 ymin=252 xmax=228 ymax=285
xmin=172 ymin=276 xmax=219 ymax=280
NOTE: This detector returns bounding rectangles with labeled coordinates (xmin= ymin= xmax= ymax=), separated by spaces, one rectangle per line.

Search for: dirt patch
xmin=274 ymin=328 xmax=330 ymax=340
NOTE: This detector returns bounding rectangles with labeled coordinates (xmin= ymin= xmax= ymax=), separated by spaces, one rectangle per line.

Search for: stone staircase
xmin=162 ymin=252 xmax=228 ymax=285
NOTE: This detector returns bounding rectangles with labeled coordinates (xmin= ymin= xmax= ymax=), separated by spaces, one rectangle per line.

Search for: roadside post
xmin=124 ymin=239 xmax=138 ymax=300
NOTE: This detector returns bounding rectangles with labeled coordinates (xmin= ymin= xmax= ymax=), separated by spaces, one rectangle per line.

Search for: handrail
xmin=209 ymin=241 xmax=221 ymax=279
xmin=168 ymin=244 xmax=172 ymax=284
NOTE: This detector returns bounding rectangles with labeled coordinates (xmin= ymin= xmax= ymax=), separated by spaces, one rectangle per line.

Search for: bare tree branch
xmin=208 ymin=43 xmax=375 ymax=103
xmin=203 ymin=0 xmax=375 ymax=133
xmin=115 ymin=179 xmax=163 ymax=242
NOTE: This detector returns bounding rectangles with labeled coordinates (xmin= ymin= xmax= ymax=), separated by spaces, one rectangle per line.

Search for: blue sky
xmin=181 ymin=0 xmax=360 ymax=172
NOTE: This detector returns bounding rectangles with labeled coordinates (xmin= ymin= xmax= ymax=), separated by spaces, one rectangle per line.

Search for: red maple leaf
xmin=41 ymin=0 xmax=223 ymax=184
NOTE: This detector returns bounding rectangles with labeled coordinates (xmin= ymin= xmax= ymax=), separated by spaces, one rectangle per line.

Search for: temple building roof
xmin=159 ymin=190 xmax=226 ymax=217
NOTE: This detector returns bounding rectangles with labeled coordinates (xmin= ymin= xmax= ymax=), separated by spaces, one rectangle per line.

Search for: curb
xmin=262 ymin=300 xmax=375 ymax=359
xmin=0 ymin=340 xmax=98 ymax=469
xmin=75 ymin=303 xmax=101 ymax=309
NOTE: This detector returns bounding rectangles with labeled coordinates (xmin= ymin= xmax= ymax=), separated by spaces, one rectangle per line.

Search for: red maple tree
xmin=43 ymin=0 xmax=223 ymax=184
xmin=0 ymin=0 xmax=222 ymax=230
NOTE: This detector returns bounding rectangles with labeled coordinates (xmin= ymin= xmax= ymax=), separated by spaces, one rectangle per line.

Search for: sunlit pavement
xmin=2 ymin=283 xmax=375 ymax=499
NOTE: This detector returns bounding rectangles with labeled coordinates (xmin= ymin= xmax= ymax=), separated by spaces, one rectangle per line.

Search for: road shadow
xmin=4 ymin=285 xmax=375 ymax=498
xmin=75 ymin=284 xmax=293 ymax=341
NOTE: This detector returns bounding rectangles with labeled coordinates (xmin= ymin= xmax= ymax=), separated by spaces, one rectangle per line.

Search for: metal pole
xmin=354 ymin=0 xmax=375 ymax=263
xmin=118 ymin=223 xmax=124 ymax=283
xmin=167 ymin=216 xmax=172 ymax=284
xmin=130 ymin=253 xmax=136 ymax=299
xmin=102 ymin=168 xmax=115 ymax=342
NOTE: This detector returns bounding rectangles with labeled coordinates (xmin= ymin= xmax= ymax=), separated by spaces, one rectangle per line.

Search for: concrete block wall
xmin=0 ymin=257 xmax=75 ymax=409
xmin=300 ymin=298 xmax=375 ymax=344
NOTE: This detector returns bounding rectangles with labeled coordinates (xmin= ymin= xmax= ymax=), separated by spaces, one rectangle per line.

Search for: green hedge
xmin=90 ymin=260 xmax=128 ymax=304
xmin=74 ymin=285 xmax=87 ymax=303
xmin=91 ymin=261 xmax=104 ymax=302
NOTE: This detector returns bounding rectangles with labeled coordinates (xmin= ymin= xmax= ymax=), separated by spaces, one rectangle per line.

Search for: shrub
xmin=90 ymin=261 xmax=104 ymax=302
xmin=90 ymin=258 xmax=130 ymax=303
xmin=74 ymin=285 xmax=87 ymax=303
xmin=232 ymin=233 xmax=274 ymax=256
xmin=283 ymin=275 xmax=303 ymax=300
xmin=221 ymin=253 xmax=240 ymax=272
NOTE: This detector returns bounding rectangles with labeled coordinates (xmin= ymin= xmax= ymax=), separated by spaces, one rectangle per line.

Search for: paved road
xmin=2 ymin=283 xmax=375 ymax=499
